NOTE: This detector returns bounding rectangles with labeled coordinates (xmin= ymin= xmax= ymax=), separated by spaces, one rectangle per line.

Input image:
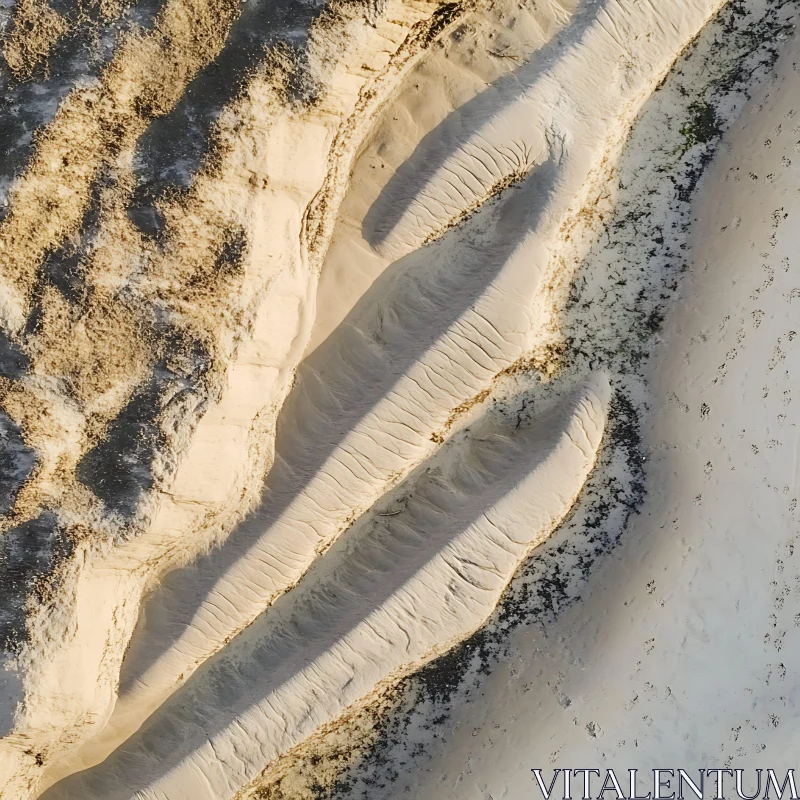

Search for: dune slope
xmin=0 ymin=0 xmax=777 ymax=797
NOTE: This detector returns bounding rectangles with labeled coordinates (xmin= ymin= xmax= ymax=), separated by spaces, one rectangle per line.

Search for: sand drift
xmin=0 ymin=0 xmax=767 ymax=796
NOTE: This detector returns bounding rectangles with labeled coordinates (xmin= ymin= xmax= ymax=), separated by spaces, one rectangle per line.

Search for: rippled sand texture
xmin=0 ymin=0 xmax=788 ymax=797
xmin=345 ymin=15 xmax=800 ymax=800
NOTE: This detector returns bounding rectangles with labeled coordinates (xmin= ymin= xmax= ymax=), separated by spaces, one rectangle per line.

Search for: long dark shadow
xmin=116 ymin=151 xmax=559 ymax=692
xmin=361 ymin=0 xmax=600 ymax=249
xmin=43 ymin=382 xmax=584 ymax=797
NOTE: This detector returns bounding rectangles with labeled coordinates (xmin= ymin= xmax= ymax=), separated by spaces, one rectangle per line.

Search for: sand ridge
xmin=0 ymin=0 xmax=779 ymax=796
xmin=0 ymin=0 xmax=489 ymax=795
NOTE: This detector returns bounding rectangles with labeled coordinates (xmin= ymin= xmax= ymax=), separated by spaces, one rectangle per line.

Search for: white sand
xmin=42 ymin=376 xmax=609 ymax=799
xmin=109 ymin=0 xmax=721 ymax=748
xmin=331 ymin=13 xmax=800 ymax=800
xmin=32 ymin=0 xmax=722 ymax=793
xmin=0 ymin=0 xmax=792 ymax=797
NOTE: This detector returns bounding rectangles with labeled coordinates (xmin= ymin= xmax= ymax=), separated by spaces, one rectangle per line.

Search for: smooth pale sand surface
xmin=0 ymin=0 xmax=793 ymax=797
xmin=375 ymin=30 xmax=800 ymax=800
xmin=41 ymin=378 xmax=608 ymax=799
xmin=32 ymin=2 xmax=724 ymax=796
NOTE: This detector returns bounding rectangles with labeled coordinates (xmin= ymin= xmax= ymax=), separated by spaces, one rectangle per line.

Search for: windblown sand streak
xmin=0 ymin=0 xmax=758 ymax=796
xmin=0 ymin=1 xmax=484 ymax=795
xmin=36 ymin=0 xmax=723 ymax=794
xmin=105 ymin=1 xmax=727 ymax=758
xmin=45 ymin=376 xmax=611 ymax=799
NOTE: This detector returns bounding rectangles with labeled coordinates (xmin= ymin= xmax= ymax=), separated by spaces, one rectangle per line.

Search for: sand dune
xmin=42 ymin=376 xmax=608 ymax=799
xmin=0 ymin=0 xmax=791 ymax=796
xmin=36 ymin=0 xmax=721 ymax=789
xmin=364 ymin=18 xmax=800 ymax=800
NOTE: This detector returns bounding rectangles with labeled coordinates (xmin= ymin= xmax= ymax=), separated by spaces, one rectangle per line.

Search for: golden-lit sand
xmin=0 ymin=0 xmax=794 ymax=797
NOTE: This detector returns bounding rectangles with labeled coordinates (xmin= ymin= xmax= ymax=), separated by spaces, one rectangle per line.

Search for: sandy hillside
xmin=0 ymin=0 xmax=794 ymax=797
